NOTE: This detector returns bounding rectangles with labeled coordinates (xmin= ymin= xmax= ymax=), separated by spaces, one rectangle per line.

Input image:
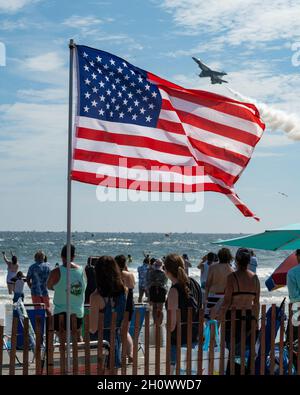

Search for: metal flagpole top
xmin=66 ymin=37 xmax=75 ymax=374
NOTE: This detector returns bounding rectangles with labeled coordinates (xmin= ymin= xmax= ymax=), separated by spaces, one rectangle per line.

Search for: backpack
xmin=171 ymin=278 xmax=202 ymax=345
xmin=188 ymin=277 xmax=202 ymax=313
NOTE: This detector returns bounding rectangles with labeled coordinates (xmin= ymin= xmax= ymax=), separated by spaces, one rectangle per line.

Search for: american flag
xmin=72 ymin=45 xmax=265 ymax=219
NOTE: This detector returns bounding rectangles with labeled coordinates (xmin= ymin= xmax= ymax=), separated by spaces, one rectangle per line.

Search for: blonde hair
xmin=164 ymin=253 xmax=190 ymax=297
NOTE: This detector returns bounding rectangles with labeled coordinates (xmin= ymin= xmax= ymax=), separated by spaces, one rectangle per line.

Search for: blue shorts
xmin=13 ymin=293 xmax=24 ymax=303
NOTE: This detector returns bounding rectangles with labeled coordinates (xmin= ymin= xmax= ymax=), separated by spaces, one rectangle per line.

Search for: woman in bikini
xmin=2 ymin=251 xmax=19 ymax=294
xmin=213 ymin=248 xmax=260 ymax=372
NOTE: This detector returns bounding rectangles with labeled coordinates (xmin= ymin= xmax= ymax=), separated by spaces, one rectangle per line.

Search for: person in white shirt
xmin=198 ymin=252 xmax=218 ymax=289
xmin=11 ymin=271 xmax=27 ymax=303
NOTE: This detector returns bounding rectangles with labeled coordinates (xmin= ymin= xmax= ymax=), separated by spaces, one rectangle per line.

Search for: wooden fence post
xmin=240 ymin=309 xmax=246 ymax=376
xmin=109 ymin=312 xmax=117 ymax=375
xmin=186 ymin=307 xmax=193 ymax=375
xmin=97 ymin=313 xmax=104 ymax=375
xmin=84 ymin=314 xmax=90 ymax=375
xmin=288 ymin=304 xmax=294 ymax=375
xmin=249 ymin=308 xmax=256 ymax=376
xmin=229 ymin=307 xmax=236 ymax=375
xmin=144 ymin=310 xmax=150 ymax=375
xmin=23 ymin=317 xmax=29 ymax=375
xmin=279 ymin=308 xmax=285 ymax=375
xmin=197 ymin=309 xmax=204 ymax=375
xmin=165 ymin=310 xmax=171 ymax=375
xmin=269 ymin=304 xmax=276 ymax=375
xmin=155 ymin=314 xmax=161 ymax=375
xmin=219 ymin=308 xmax=226 ymax=376
xmin=9 ymin=316 xmax=18 ymax=375
xmin=71 ymin=315 xmax=78 ymax=375
xmin=132 ymin=310 xmax=140 ymax=375
xmin=121 ymin=312 xmax=129 ymax=376
xmin=260 ymin=305 xmax=266 ymax=376
xmin=47 ymin=315 xmax=54 ymax=375
xmin=35 ymin=315 xmax=42 ymax=375
xmin=175 ymin=310 xmax=181 ymax=375
xmin=208 ymin=321 xmax=215 ymax=375
xmin=59 ymin=315 xmax=66 ymax=375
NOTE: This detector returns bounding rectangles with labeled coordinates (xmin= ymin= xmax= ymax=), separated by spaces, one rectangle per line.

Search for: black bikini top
xmin=232 ymin=272 xmax=257 ymax=296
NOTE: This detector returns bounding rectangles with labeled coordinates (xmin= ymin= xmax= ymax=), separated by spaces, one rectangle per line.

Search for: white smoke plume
xmin=227 ymin=88 xmax=300 ymax=141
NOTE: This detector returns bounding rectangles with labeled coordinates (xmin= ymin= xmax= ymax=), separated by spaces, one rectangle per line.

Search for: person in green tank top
xmin=47 ymin=244 xmax=87 ymax=340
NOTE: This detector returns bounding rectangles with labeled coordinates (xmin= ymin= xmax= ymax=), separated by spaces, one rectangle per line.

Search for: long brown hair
xmin=95 ymin=256 xmax=125 ymax=297
xmin=164 ymin=253 xmax=190 ymax=297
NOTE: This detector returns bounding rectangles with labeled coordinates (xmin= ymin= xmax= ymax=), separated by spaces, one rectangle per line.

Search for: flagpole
xmin=66 ymin=38 xmax=75 ymax=374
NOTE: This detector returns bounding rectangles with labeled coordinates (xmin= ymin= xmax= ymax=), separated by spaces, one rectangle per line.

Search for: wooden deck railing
xmin=1 ymin=303 xmax=299 ymax=375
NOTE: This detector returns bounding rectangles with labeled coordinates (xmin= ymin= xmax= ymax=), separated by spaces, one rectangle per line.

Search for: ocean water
xmin=0 ymin=231 xmax=290 ymax=323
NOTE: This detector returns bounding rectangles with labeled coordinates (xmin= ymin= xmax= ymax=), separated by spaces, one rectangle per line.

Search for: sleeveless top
xmin=53 ymin=265 xmax=87 ymax=318
xmin=169 ymin=278 xmax=201 ymax=345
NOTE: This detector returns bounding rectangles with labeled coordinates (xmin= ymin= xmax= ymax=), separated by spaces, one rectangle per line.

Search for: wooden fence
xmin=1 ymin=303 xmax=299 ymax=375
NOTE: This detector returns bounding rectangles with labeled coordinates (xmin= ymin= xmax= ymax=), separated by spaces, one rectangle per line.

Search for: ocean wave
xmin=105 ymin=238 xmax=132 ymax=242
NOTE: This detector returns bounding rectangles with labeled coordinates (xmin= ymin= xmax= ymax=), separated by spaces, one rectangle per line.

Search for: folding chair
xmin=15 ymin=299 xmax=46 ymax=364
xmin=3 ymin=299 xmax=46 ymax=366
xmin=48 ymin=311 xmax=110 ymax=374
xmin=129 ymin=303 xmax=148 ymax=354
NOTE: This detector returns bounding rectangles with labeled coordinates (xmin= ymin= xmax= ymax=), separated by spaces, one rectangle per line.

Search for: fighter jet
xmin=192 ymin=57 xmax=228 ymax=84
xmin=278 ymin=192 xmax=289 ymax=198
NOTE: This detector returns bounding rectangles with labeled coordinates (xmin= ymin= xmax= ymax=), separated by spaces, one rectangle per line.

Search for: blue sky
xmin=0 ymin=0 xmax=300 ymax=233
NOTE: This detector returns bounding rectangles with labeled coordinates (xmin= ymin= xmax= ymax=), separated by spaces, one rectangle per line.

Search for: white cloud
xmin=18 ymin=51 xmax=68 ymax=85
xmin=62 ymin=14 xmax=115 ymax=39
xmin=0 ymin=0 xmax=37 ymax=13
xmin=0 ymin=102 xmax=67 ymax=175
xmin=161 ymin=0 xmax=300 ymax=46
xmin=24 ymin=51 xmax=65 ymax=72
xmin=63 ymin=15 xmax=104 ymax=28
xmin=0 ymin=19 xmax=34 ymax=30
xmin=17 ymin=88 xmax=67 ymax=102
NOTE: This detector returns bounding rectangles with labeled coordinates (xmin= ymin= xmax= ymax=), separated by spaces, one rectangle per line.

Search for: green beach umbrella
xmin=212 ymin=223 xmax=300 ymax=251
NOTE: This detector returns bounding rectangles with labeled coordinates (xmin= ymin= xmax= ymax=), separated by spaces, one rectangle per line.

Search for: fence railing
xmin=1 ymin=303 xmax=299 ymax=375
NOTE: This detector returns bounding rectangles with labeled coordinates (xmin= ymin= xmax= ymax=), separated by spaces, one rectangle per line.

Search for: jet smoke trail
xmin=227 ymin=88 xmax=300 ymax=141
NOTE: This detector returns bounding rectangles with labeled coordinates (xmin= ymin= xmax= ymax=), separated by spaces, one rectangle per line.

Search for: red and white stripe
xmin=72 ymin=71 xmax=265 ymax=220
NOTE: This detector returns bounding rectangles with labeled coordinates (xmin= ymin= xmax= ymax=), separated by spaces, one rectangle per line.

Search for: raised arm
xmin=2 ymin=252 xmax=10 ymax=265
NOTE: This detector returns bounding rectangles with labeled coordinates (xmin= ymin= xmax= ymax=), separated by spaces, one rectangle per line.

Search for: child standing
xmin=12 ymin=271 xmax=27 ymax=303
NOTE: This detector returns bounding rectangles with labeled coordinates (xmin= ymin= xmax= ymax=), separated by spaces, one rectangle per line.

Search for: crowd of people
xmin=2 ymin=246 xmax=300 ymax=370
